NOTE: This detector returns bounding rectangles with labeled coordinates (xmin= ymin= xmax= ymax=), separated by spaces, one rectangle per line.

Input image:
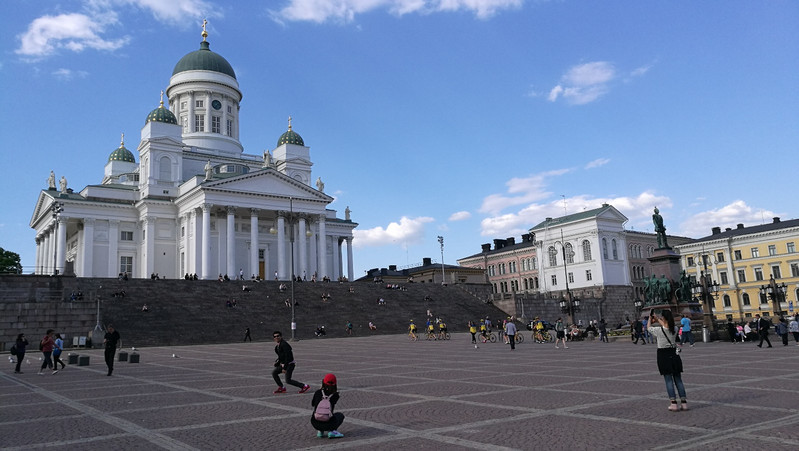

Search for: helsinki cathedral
xmin=30 ymin=25 xmax=357 ymax=281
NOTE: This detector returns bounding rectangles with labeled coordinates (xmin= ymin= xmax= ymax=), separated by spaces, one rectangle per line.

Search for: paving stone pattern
xmin=2 ymin=335 xmax=799 ymax=450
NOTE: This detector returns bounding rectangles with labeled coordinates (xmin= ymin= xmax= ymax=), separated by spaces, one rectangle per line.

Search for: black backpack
xmin=10 ymin=345 xmax=18 ymax=356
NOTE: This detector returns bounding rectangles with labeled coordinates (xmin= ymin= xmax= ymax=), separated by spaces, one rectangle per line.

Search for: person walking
xmin=788 ymin=315 xmax=799 ymax=345
xmin=311 ymin=373 xmax=345 ymax=439
xmin=13 ymin=333 xmax=28 ymax=374
xmin=38 ymin=330 xmax=55 ymax=375
xmin=53 ymin=333 xmax=66 ymax=371
xmin=554 ymin=318 xmax=568 ymax=349
xmin=755 ymin=314 xmax=772 ymax=348
xmin=272 ymin=330 xmax=311 ymax=394
xmin=633 ymin=319 xmax=646 ymax=345
xmin=103 ymin=325 xmax=121 ymax=376
xmin=679 ymin=314 xmax=694 ymax=347
xmin=468 ymin=321 xmax=477 ymax=344
xmin=775 ymin=317 xmax=789 ymax=346
xmin=649 ymin=310 xmax=688 ymax=411
xmin=506 ymin=317 xmax=517 ymax=350
xmin=243 ymin=327 xmax=252 ymax=342
xmin=598 ymin=319 xmax=608 ymax=343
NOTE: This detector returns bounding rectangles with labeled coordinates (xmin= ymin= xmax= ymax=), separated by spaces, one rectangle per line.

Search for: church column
xmin=108 ymin=220 xmax=119 ymax=277
xmin=298 ymin=217 xmax=307 ymax=280
xmin=277 ymin=215 xmax=286 ymax=280
xmin=346 ymin=237 xmax=354 ymax=281
xmin=222 ymin=96 xmax=229 ymax=136
xmin=145 ymin=216 xmax=155 ymax=277
xmin=34 ymin=236 xmax=41 ymax=274
xmin=80 ymin=219 xmax=95 ymax=277
xmin=226 ymin=206 xmax=236 ymax=278
xmin=308 ymin=221 xmax=317 ymax=278
xmin=188 ymin=91 xmax=195 ymax=132
xmin=42 ymin=232 xmax=51 ymax=274
xmin=201 ymin=204 xmax=212 ymax=280
xmin=55 ymin=217 xmax=67 ymax=275
xmin=250 ymin=209 xmax=259 ymax=279
xmin=332 ymin=236 xmax=340 ymax=281
xmin=206 ymin=91 xmax=213 ymax=129
xmin=318 ymin=215 xmax=327 ymax=279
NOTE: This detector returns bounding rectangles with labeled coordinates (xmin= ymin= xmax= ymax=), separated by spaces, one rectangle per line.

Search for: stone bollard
xmin=118 ymin=351 xmax=128 ymax=362
xmin=78 ymin=355 xmax=90 ymax=366
xmin=128 ymin=353 xmax=140 ymax=363
xmin=68 ymin=353 xmax=79 ymax=365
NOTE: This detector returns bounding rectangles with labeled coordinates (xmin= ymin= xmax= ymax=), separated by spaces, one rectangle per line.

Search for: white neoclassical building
xmin=29 ymin=29 xmax=356 ymax=280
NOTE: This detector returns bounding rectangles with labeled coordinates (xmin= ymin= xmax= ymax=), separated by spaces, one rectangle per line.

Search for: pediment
xmin=30 ymin=190 xmax=58 ymax=227
xmin=202 ymin=169 xmax=331 ymax=201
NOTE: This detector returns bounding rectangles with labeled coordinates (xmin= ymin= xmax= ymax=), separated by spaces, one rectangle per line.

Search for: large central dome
xmin=172 ymin=40 xmax=236 ymax=79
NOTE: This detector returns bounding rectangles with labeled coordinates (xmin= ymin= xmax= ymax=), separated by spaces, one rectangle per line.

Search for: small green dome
xmin=172 ymin=41 xmax=236 ymax=79
xmin=109 ymin=144 xmax=135 ymax=163
xmin=145 ymin=105 xmax=178 ymax=125
xmin=277 ymin=129 xmax=304 ymax=147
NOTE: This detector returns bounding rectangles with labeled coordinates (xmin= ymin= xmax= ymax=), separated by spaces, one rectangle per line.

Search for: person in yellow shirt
xmin=479 ymin=320 xmax=488 ymax=340
xmin=469 ymin=321 xmax=478 ymax=344
xmin=408 ymin=320 xmax=418 ymax=340
xmin=438 ymin=320 xmax=448 ymax=339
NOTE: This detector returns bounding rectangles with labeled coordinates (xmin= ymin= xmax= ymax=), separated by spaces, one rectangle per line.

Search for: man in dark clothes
xmin=243 ymin=327 xmax=252 ymax=342
xmin=103 ymin=325 xmax=121 ymax=376
xmin=272 ymin=330 xmax=311 ymax=394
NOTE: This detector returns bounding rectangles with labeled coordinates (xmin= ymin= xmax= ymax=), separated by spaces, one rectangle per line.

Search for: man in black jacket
xmin=755 ymin=314 xmax=773 ymax=348
xmin=272 ymin=331 xmax=311 ymax=394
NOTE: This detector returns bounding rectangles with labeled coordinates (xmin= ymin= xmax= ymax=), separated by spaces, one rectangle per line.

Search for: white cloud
xmin=353 ymin=216 xmax=434 ymax=248
xmin=630 ymin=63 xmax=653 ymax=77
xmin=121 ymin=0 xmax=216 ymax=23
xmin=585 ymin=158 xmax=610 ymax=169
xmin=480 ymin=191 xmax=672 ymax=238
xmin=16 ymin=13 xmax=128 ymax=57
xmin=548 ymin=61 xmax=616 ymax=105
xmin=479 ymin=168 xmax=571 ymax=216
xmin=678 ymin=200 xmax=777 ymax=238
xmin=52 ymin=68 xmax=89 ymax=80
xmin=273 ymin=0 xmax=523 ymax=24
xmin=449 ymin=211 xmax=471 ymax=221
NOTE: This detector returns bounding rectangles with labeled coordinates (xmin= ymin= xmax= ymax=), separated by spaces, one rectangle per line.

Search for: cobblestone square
xmin=2 ymin=333 xmax=798 ymax=450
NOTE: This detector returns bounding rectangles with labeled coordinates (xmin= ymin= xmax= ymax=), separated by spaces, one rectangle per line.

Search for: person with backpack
xmin=755 ymin=314 xmax=772 ymax=348
xmin=53 ymin=333 xmax=66 ymax=372
xmin=649 ymin=310 xmax=688 ymax=411
xmin=554 ymin=318 xmax=568 ymax=349
xmin=12 ymin=333 xmax=28 ymax=374
xmin=38 ymin=329 xmax=55 ymax=375
xmin=311 ymin=373 xmax=345 ymax=439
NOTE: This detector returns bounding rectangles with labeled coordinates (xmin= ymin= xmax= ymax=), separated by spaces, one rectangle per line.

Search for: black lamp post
xmin=760 ymin=275 xmax=788 ymax=317
xmin=558 ymin=230 xmax=579 ymax=323
xmin=692 ymin=270 xmax=720 ymax=330
xmin=634 ymin=298 xmax=644 ymax=316
xmin=437 ymin=235 xmax=445 ymax=285
xmin=50 ymin=201 xmax=64 ymax=275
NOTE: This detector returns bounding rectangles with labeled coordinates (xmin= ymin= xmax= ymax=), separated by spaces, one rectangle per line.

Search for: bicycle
xmin=408 ymin=331 xmax=418 ymax=342
xmin=534 ymin=330 xmax=554 ymax=343
xmin=425 ymin=331 xmax=437 ymax=341
xmin=437 ymin=331 xmax=451 ymax=340
xmin=515 ymin=334 xmax=524 ymax=344
xmin=480 ymin=332 xmax=497 ymax=343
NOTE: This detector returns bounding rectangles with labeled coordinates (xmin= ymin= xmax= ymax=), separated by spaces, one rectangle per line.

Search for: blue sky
xmin=2 ymin=0 xmax=798 ymax=276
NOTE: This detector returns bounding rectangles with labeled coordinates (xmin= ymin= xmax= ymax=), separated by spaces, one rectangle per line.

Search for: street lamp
xmin=692 ymin=271 xmax=720 ymax=330
xmin=634 ymin=298 xmax=644 ymax=316
xmin=270 ymin=197 xmax=312 ymax=341
xmin=51 ymin=201 xmax=64 ymax=275
xmin=437 ymin=235 xmax=445 ymax=285
xmin=760 ymin=275 xmax=788 ymax=317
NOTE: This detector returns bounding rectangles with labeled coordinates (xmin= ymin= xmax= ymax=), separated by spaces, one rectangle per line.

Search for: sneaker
xmin=328 ymin=431 xmax=344 ymax=439
xmin=273 ymin=387 xmax=286 ymax=394
xmin=38 ymin=371 xmax=44 ymax=375
xmin=564 ymin=346 xmax=569 ymax=349
xmin=690 ymin=344 xmax=694 ymax=347
xmin=299 ymin=384 xmax=311 ymax=394
xmin=668 ymin=403 xmax=679 ymax=412
xmin=52 ymin=370 xmax=59 ymax=375
xmin=316 ymin=431 xmax=324 ymax=438
xmin=680 ymin=402 xmax=689 ymax=411
xmin=555 ymin=346 xmax=559 ymax=349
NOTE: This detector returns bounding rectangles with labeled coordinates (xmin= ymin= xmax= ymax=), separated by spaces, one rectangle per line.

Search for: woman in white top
xmin=648 ymin=309 xmax=687 ymax=411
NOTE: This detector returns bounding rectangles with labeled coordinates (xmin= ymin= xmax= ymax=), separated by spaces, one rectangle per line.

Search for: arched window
xmin=612 ymin=239 xmax=618 ymax=259
xmin=532 ymin=257 xmax=537 ymax=269
xmin=723 ymin=294 xmax=731 ymax=307
xmin=159 ymin=156 xmax=171 ymax=180
xmin=548 ymin=246 xmax=558 ymax=266
xmin=534 ymin=277 xmax=539 ymax=288
xmin=565 ymin=243 xmax=574 ymax=264
xmin=523 ymin=279 xmax=528 ymax=290
xmin=583 ymin=240 xmax=592 ymax=261
xmin=602 ymin=238 xmax=608 ymax=259
xmin=742 ymin=293 xmax=750 ymax=306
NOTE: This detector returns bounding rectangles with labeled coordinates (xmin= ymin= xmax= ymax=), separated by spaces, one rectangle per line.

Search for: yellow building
xmin=675 ymin=217 xmax=799 ymax=321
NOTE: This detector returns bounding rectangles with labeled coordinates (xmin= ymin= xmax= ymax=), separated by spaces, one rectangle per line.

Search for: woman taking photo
xmin=648 ymin=310 xmax=687 ymax=411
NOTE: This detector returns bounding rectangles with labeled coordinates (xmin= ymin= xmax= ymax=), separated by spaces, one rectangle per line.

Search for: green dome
xmin=145 ymin=104 xmax=178 ymax=125
xmin=109 ymin=144 xmax=135 ymax=163
xmin=277 ymin=129 xmax=304 ymax=147
xmin=172 ymin=41 xmax=236 ymax=79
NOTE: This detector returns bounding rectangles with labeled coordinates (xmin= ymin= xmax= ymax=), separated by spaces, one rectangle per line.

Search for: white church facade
xmin=29 ymin=28 xmax=356 ymax=281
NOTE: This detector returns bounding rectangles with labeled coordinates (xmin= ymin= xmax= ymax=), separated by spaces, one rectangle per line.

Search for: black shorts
xmin=556 ymin=330 xmax=565 ymax=339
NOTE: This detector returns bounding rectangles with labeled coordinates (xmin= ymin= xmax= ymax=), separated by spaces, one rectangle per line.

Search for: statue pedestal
xmin=648 ymin=248 xmax=681 ymax=282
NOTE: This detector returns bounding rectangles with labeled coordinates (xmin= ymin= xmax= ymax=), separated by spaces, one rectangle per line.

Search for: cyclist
xmin=479 ymin=320 xmax=488 ymax=340
xmin=468 ymin=321 xmax=478 ymax=344
xmin=408 ymin=320 xmax=417 ymax=340
xmin=438 ymin=320 xmax=448 ymax=339
xmin=534 ymin=317 xmax=546 ymax=343
xmin=427 ymin=322 xmax=436 ymax=340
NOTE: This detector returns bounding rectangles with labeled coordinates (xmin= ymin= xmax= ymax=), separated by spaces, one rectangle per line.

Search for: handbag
xmin=661 ymin=329 xmax=684 ymax=373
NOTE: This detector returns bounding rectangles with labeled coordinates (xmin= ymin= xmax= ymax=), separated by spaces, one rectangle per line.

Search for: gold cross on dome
xmin=288 ymin=116 xmax=293 ymax=130
xmin=202 ymin=19 xmax=208 ymax=41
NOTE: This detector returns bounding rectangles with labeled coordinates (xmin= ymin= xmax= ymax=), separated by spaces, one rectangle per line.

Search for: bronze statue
xmin=676 ymin=270 xmax=692 ymax=303
xmin=652 ymin=207 xmax=669 ymax=249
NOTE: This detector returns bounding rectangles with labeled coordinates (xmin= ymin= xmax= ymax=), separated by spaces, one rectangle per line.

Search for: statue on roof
xmin=652 ymin=207 xmax=670 ymax=249
xmin=316 ymin=177 xmax=324 ymax=193
xmin=47 ymin=171 xmax=56 ymax=190
xmin=59 ymin=176 xmax=67 ymax=194
xmin=204 ymin=160 xmax=213 ymax=181
xmin=345 ymin=206 xmax=351 ymax=221
xmin=263 ymin=150 xmax=272 ymax=168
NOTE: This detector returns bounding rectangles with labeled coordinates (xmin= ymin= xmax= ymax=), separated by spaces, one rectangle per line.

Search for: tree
xmin=0 ymin=247 xmax=22 ymax=274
